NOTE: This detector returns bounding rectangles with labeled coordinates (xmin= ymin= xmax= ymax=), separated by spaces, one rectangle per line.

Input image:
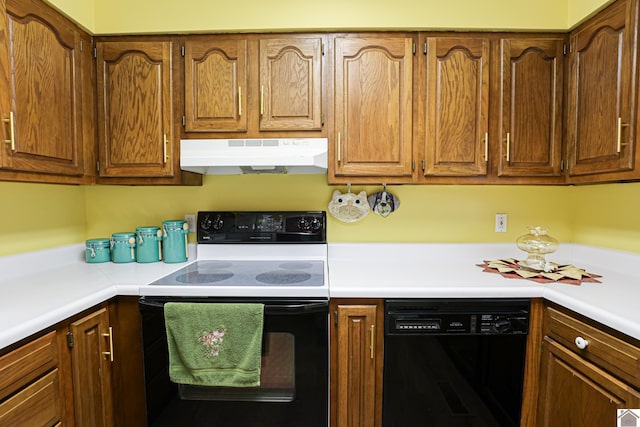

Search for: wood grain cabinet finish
xmin=184 ymin=38 xmax=248 ymax=132
xmin=566 ymin=0 xmax=638 ymax=178
xmin=497 ymin=38 xmax=564 ymax=177
xmin=422 ymin=36 xmax=490 ymax=177
xmin=536 ymin=305 xmax=640 ymax=426
xmin=69 ymin=307 xmax=114 ymax=427
xmin=259 ymin=37 xmax=323 ymax=131
xmin=96 ymin=41 xmax=174 ymax=178
xmin=183 ymin=35 xmax=324 ymax=134
xmin=332 ymin=36 xmax=414 ymax=181
xmin=1 ymin=0 xmax=84 ymax=177
xmin=0 ymin=331 xmax=64 ymax=427
xmin=330 ymin=300 xmax=384 ymax=427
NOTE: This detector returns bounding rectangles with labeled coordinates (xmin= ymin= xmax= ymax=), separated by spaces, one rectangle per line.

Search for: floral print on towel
xmin=198 ymin=327 xmax=227 ymax=357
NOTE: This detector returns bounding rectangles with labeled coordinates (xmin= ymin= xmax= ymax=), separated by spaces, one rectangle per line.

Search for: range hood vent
xmin=180 ymin=138 xmax=328 ymax=175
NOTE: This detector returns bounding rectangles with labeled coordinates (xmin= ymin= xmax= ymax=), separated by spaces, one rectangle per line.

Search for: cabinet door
xmin=497 ymin=38 xmax=564 ymax=177
xmin=259 ymin=37 xmax=323 ymax=131
xmin=96 ymin=41 xmax=174 ymax=177
xmin=566 ymin=0 xmax=636 ymax=176
xmin=334 ymin=37 xmax=413 ymax=178
xmin=333 ymin=303 xmax=382 ymax=427
xmin=69 ymin=308 xmax=114 ymax=427
xmin=423 ymin=36 xmax=489 ymax=176
xmin=537 ymin=337 xmax=640 ymax=426
xmin=184 ymin=38 xmax=248 ymax=132
xmin=1 ymin=0 xmax=83 ymax=176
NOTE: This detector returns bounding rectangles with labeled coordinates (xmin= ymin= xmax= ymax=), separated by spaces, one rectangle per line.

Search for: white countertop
xmin=1 ymin=242 xmax=639 ymax=349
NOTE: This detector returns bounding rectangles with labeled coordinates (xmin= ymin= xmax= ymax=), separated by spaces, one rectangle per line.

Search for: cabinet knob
xmin=574 ymin=336 xmax=589 ymax=350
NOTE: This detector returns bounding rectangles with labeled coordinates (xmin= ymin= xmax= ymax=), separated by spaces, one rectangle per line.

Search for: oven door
xmin=139 ymin=297 xmax=329 ymax=427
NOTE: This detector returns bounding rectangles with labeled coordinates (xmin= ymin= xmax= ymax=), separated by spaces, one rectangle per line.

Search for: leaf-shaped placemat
xmin=477 ymin=259 xmax=602 ymax=285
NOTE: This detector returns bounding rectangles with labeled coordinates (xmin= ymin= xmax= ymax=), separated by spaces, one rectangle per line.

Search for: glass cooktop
xmin=150 ymin=260 xmax=325 ymax=287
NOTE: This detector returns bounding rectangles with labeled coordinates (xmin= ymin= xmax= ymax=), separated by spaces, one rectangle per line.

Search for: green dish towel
xmin=164 ymin=302 xmax=264 ymax=387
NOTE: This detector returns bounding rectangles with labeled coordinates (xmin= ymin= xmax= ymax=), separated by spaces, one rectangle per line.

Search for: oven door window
xmin=178 ymin=332 xmax=296 ymax=402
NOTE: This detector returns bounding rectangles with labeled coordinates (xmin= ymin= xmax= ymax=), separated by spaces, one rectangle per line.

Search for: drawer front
xmin=546 ymin=307 xmax=640 ymax=388
xmin=0 ymin=331 xmax=58 ymax=400
xmin=0 ymin=369 xmax=61 ymax=427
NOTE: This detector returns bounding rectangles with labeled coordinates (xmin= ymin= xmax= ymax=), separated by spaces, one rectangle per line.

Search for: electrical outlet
xmin=185 ymin=214 xmax=196 ymax=232
xmin=495 ymin=213 xmax=507 ymax=232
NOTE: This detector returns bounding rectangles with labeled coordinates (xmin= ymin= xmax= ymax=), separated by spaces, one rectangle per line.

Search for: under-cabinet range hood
xmin=180 ymin=138 xmax=328 ymax=175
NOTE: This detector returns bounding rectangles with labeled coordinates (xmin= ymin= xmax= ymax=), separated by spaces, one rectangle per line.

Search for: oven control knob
xmin=212 ymin=215 xmax=224 ymax=231
xmin=298 ymin=217 xmax=311 ymax=231
xmin=200 ymin=215 xmax=212 ymax=230
xmin=494 ymin=317 xmax=512 ymax=333
xmin=310 ymin=217 xmax=322 ymax=231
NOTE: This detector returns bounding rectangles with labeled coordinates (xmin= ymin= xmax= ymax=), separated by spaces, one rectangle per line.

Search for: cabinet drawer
xmin=0 ymin=369 xmax=61 ymax=426
xmin=0 ymin=331 xmax=58 ymax=400
xmin=546 ymin=307 xmax=640 ymax=388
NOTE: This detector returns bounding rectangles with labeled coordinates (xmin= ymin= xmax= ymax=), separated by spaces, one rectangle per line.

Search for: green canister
xmin=162 ymin=220 xmax=189 ymax=263
xmin=136 ymin=226 xmax=162 ymax=263
xmin=85 ymin=238 xmax=111 ymax=263
xmin=111 ymin=232 xmax=137 ymax=263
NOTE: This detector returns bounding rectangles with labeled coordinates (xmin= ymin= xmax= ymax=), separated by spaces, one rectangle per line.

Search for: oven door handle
xmin=265 ymin=302 xmax=328 ymax=315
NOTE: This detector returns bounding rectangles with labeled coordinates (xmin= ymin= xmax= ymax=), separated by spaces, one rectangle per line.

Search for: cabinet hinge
xmin=93 ymin=47 xmax=97 ymax=59
xmin=423 ymin=42 xmax=427 ymax=55
xmin=67 ymin=332 xmax=74 ymax=348
xmin=321 ymin=43 xmax=325 ymax=56
xmin=182 ymin=115 xmax=186 ymax=126
xmin=181 ymin=45 xmax=185 ymax=57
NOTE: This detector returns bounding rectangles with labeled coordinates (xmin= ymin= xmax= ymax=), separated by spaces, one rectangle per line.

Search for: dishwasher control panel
xmin=385 ymin=299 xmax=530 ymax=335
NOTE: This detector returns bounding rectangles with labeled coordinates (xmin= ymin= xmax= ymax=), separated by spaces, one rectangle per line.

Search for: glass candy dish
xmin=516 ymin=226 xmax=559 ymax=271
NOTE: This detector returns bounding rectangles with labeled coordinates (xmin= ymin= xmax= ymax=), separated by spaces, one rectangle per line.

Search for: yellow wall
xmin=46 ymin=0 xmax=609 ymax=35
xmin=0 ymin=182 xmax=87 ymax=256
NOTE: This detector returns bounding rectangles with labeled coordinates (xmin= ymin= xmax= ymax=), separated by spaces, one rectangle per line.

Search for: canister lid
xmin=163 ymin=220 xmax=189 ymax=231
xmin=136 ymin=226 xmax=160 ymax=234
xmin=111 ymin=232 xmax=136 ymax=243
xmin=86 ymin=238 xmax=110 ymax=248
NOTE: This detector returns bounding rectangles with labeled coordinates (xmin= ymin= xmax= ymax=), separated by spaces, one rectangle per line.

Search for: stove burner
xmin=256 ymin=270 xmax=312 ymax=285
xmin=176 ymin=271 xmax=234 ymax=284
xmin=279 ymin=262 xmax=313 ymax=270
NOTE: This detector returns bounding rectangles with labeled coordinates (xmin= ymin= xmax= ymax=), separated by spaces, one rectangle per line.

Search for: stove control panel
xmin=198 ymin=211 xmax=326 ymax=243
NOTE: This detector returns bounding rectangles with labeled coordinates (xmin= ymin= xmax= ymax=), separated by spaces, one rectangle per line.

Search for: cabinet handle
xmin=505 ymin=132 xmax=510 ymax=162
xmin=3 ymin=112 xmax=15 ymax=151
xmin=163 ymin=134 xmax=169 ymax=164
xmin=484 ymin=132 xmax=488 ymax=161
xmin=102 ymin=326 xmax=114 ymax=362
xmin=238 ymin=86 xmax=242 ymax=117
xmin=370 ymin=324 xmax=375 ymax=359
xmin=260 ymin=85 xmax=264 ymax=116
xmin=337 ymin=132 xmax=341 ymax=163
xmin=617 ymin=117 xmax=629 ymax=153
xmin=574 ymin=336 xmax=589 ymax=350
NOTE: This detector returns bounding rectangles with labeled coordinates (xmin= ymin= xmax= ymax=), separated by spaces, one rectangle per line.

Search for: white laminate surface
xmin=1 ymin=242 xmax=640 ymax=350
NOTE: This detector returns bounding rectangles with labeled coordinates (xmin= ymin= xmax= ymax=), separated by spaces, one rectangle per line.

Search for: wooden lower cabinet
xmin=69 ymin=307 xmax=114 ymax=427
xmin=535 ymin=304 xmax=640 ymax=426
xmin=330 ymin=299 xmax=384 ymax=427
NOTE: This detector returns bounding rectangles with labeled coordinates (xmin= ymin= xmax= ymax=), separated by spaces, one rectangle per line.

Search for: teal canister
xmin=136 ymin=226 xmax=163 ymax=263
xmin=111 ymin=232 xmax=137 ymax=263
xmin=85 ymin=238 xmax=111 ymax=263
xmin=162 ymin=220 xmax=189 ymax=263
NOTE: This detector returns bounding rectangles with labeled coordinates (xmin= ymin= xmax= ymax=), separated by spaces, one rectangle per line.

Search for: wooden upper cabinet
xmin=96 ymin=41 xmax=174 ymax=178
xmin=259 ymin=37 xmax=323 ymax=131
xmin=333 ymin=36 xmax=414 ymax=179
xmin=1 ymin=0 xmax=83 ymax=177
xmin=422 ymin=36 xmax=489 ymax=177
xmin=184 ymin=38 xmax=248 ymax=132
xmin=497 ymin=38 xmax=564 ymax=177
xmin=566 ymin=0 xmax=637 ymax=177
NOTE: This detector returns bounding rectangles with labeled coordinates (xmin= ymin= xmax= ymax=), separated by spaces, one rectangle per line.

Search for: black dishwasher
xmin=383 ymin=299 xmax=530 ymax=427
